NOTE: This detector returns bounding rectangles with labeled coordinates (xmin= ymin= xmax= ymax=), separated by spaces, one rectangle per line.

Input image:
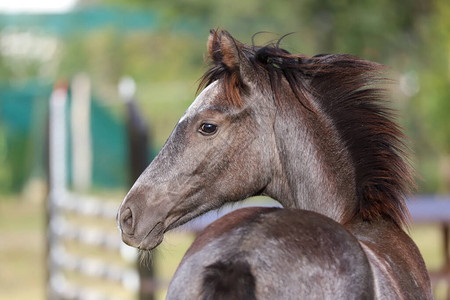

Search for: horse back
xmin=166 ymin=207 xmax=374 ymax=300
xmin=346 ymin=219 xmax=433 ymax=300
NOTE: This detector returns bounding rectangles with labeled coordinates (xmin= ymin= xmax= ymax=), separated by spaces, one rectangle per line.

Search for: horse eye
xmin=199 ymin=123 xmax=218 ymax=135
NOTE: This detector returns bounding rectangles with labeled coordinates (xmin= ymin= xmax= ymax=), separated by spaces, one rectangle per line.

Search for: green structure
xmin=0 ymin=80 xmax=131 ymax=192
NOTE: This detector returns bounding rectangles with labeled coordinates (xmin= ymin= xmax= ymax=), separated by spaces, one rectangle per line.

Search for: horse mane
xmin=198 ymin=31 xmax=414 ymax=227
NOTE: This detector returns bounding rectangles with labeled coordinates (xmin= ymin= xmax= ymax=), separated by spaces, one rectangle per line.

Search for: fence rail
xmin=47 ymin=190 xmax=140 ymax=300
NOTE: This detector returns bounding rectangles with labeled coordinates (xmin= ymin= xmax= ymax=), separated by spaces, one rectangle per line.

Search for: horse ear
xmin=207 ymin=29 xmax=242 ymax=71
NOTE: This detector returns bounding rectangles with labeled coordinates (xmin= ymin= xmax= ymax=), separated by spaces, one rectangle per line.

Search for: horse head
xmin=118 ymin=30 xmax=280 ymax=249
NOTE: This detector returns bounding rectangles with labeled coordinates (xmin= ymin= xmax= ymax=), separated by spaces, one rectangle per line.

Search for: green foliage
xmin=0 ymin=126 xmax=11 ymax=191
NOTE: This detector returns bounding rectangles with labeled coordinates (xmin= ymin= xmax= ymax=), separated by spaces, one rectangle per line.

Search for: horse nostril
xmin=120 ymin=207 xmax=134 ymax=235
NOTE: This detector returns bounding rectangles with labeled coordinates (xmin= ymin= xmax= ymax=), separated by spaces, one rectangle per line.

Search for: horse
xmin=167 ymin=207 xmax=375 ymax=300
xmin=117 ymin=29 xmax=432 ymax=299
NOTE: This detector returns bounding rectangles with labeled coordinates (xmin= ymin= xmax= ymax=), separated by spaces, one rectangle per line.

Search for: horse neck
xmin=264 ymin=102 xmax=357 ymax=223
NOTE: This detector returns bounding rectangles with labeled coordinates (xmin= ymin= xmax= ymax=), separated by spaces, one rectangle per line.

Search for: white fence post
xmin=47 ymin=83 xmax=69 ymax=300
xmin=71 ymin=73 xmax=92 ymax=192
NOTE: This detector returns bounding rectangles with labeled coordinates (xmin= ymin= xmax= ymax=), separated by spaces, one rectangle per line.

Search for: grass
xmin=410 ymin=224 xmax=449 ymax=299
xmin=153 ymin=233 xmax=196 ymax=300
xmin=0 ymin=196 xmax=447 ymax=300
xmin=0 ymin=197 xmax=46 ymax=300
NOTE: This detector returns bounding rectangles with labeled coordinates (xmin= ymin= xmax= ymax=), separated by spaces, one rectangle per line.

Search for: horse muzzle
xmin=118 ymin=202 xmax=166 ymax=250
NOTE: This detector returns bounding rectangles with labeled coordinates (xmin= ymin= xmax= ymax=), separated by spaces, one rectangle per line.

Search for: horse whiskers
xmin=138 ymin=249 xmax=154 ymax=268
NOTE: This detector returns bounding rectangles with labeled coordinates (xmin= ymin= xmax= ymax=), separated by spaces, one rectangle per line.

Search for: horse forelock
xmin=197 ymin=32 xmax=414 ymax=227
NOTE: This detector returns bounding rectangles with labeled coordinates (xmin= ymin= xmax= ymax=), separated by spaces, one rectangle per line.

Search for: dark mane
xmin=198 ymin=33 xmax=414 ymax=227
xmin=201 ymin=258 xmax=256 ymax=300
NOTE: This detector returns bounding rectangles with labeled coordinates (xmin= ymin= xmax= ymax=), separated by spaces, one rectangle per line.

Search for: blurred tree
xmin=410 ymin=0 xmax=450 ymax=192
